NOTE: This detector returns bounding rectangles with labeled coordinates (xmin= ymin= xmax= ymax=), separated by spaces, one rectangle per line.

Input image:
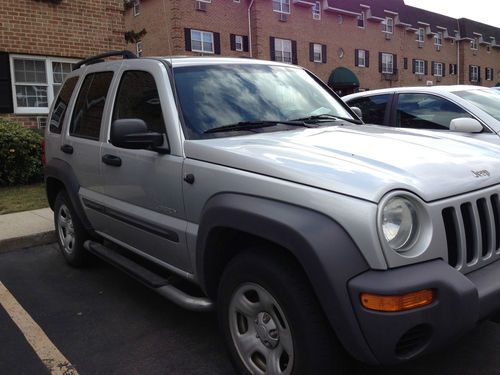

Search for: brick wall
xmin=0 ymin=0 xmax=125 ymax=128
xmin=125 ymin=0 xmax=500 ymax=93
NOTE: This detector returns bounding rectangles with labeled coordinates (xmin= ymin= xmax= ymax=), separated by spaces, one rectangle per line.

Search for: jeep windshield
xmin=172 ymin=63 xmax=357 ymax=139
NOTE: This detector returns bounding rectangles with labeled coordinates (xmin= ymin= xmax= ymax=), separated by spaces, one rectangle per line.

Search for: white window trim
xmin=272 ymin=0 xmax=290 ymax=14
xmin=312 ymin=1 xmax=321 ymax=20
xmin=382 ymin=53 xmax=394 ymax=74
xmin=471 ymin=65 xmax=479 ymax=82
xmin=9 ymin=54 xmax=78 ymax=115
xmin=133 ymin=0 xmax=140 ymax=16
xmin=470 ymin=38 xmax=479 ymax=50
xmin=191 ymin=29 xmax=215 ymax=54
xmin=434 ymin=32 xmax=443 ymax=46
xmin=486 ymin=67 xmax=493 ymax=81
xmin=136 ymin=41 xmax=143 ymax=57
xmin=357 ymin=11 xmax=365 ymax=28
xmin=382 ymin=17 xmax=393 ymax=34
xmin=235 ymin=35 xmax=243 ymax=52
xmin=416 ymin=28 xmax=425 ymax=43
xmin=274 ymin=38 xmax=292 ymax=64
xmin=313 ymin=43 xmax=322 ymax=63
xmin=358 ymin=49 xmax=366 ymax=67
xmin=434 ymin=62 xmax=443 ymax=77
xmin=415 ymin=59 xmax=425 ymax=75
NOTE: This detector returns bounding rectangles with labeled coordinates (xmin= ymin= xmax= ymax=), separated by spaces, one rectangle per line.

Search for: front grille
xmin=442 ymin=193 xmax=500 ymax=273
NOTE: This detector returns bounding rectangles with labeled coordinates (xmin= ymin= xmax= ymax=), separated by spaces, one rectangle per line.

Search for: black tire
xmin=218 ymin=249 xmax=352 ymax=375
xmin=54 ymin=190 xmax=91 ymax=267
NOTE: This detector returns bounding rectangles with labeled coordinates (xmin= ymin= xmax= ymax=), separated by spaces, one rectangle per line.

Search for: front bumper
xmin=348 ymin=259 xmax=500 ymax=365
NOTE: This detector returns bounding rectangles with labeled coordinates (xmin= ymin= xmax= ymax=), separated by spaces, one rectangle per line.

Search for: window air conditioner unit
xmin=195 ymin=1 xmax=207 ymax=11
xmin=436 ymin=76 xmax=442 ymax=82
xmin=418 ymin=42 xmax=424 ymax=48
xmin=385 ymin=33 xmax=392 ymax=40
xmin=279 ymin=13 xmax=288 ymax=22
xmin=472 ymin=50 xmax=477 ymax=56
xmin=417 ymin=74 xmax=423 ymax=81
xmin=426 ymin=80 xmax=434 ymax=86
xmin=436 ymin=45 xmax=441 ymax=51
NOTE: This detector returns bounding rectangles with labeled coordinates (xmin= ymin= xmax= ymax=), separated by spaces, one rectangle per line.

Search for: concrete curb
xmin=0 ymin=231 xmax=56 ymax=254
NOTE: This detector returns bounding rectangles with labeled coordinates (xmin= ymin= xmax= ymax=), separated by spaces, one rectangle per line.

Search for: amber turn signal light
xmin=360 ymin=289 xmax=434 ymax=312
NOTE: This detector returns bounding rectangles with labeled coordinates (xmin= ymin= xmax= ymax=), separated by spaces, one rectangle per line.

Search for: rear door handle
xmin=60 ymin=144 xmax=73 ymax=154
xmin=102 ymin=154 xmax=122 ymax=167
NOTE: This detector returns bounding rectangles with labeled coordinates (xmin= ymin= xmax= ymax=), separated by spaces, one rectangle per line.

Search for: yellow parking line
xmin=0 ymin=281 xmax=79 ymax=375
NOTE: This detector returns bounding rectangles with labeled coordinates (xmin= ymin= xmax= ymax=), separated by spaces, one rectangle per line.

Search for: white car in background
xmin=344 ymin=86 xmax=500 ymax=145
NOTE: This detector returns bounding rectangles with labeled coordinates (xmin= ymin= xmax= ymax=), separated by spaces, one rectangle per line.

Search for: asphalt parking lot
xmin=1 ymin=244 xmax=500 ymax=375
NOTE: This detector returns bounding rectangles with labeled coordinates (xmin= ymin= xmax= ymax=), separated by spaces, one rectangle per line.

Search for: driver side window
xmin=396 ymin=93 xmax=472 ymax=130
xmin=113 ymin=70 xmax=165 ymax=133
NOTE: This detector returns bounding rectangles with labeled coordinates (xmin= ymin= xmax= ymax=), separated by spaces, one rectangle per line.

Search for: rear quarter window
xmin=49 ymin=76 xmax=79 ymax=134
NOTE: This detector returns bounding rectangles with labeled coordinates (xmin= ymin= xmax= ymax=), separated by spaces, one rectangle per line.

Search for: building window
xmin=272 ymin=0 xmax=290 ymax=14
xmin=416 ymin=28 xmax=425 ymax=43
xmin=470 ymin=38 xmax=478 ymax=50
xmin=10 ymin=55 xmax=76 ymax=115
xmin=235 ymin=35 xmax=243 ymax=51
xmin=434 ymin=32 xmax=443 ymax=46
xmin=415 ymin=59 xmax=425 ymax=75
xmin=191 ymin=30 xmax=214 ymax=53
xmin=356 ymin=49 xmax=366 ymax=67
xmin=136 ymin=41 xmax=143 ymax=57
xmin=450 ymin=64 xmax=457 ymax=75
xmin=382 ymin=17 xmax=393 ymax=34
xmin=312 ymin=1 xmax=321 ymax=20
xmin=357 ymin=12 xmax=365 ymax=28
xmin=381 ymin=53 xmax=393 ymax=73
xmin=486 ymin=67 xmax=493 ymax=81
xmin=133 ymin=0 xmax=140 ymax=16
xmin=313 ymin=43 xmax=322 ymax=62
xmin=470 ymin=65 xmax=479 ymax=82
xmin=433 ymin=62 xmax=443 ymax=77
xmin=274 ymin=38 xmax=292 ymax=63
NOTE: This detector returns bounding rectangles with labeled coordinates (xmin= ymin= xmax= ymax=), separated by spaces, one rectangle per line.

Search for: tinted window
xmin=173 ymin=64 xmax=354 ymax=139
xmin=70 ymin=72 xmax=113 ymax=140
xmin=112 ymin=71 xmax=165 ymax=133
xmin=347 ymin=95 xmax=389 ymax=125
xmin=49 ymin=76 xmax=78 ymax=134
xmin=454 ymin=89 xmax=500 ymax=121
xmin=396 ymin=93 xmax=472 ymax=130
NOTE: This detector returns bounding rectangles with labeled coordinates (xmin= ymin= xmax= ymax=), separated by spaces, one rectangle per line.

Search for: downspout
xmin=248 ymin=0 xmax=256 ymax=57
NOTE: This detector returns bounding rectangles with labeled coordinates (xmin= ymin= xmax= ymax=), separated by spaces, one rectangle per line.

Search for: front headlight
xmin=381 ymin=196 xmax=419 ymax=251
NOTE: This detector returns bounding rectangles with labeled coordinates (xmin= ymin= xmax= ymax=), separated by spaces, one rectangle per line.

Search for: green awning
xmin=328 ymin=67 xmax=360 ymax=88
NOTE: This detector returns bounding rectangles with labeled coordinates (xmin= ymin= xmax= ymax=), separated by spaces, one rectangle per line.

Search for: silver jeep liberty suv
xmin=44 ymin=51 xmax=500 ymax=375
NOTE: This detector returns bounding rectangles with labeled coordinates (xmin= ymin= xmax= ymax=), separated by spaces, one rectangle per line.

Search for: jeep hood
xmin=184 ymin=125 xmax=500 ymax=203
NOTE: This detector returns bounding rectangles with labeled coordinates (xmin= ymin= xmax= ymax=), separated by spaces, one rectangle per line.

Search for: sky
xmin=405 ymin=0 xmax=500 ymax=28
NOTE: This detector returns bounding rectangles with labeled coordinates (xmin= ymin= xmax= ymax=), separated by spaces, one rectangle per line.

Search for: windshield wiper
xmin=204 ymin=120 xmax=316 ymax=134
xmin=292 ymin=114 xmax=362 ymax=125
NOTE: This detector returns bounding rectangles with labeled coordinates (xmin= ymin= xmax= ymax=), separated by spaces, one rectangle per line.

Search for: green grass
xmin=0 ymin=183 xmax=48 ymax=215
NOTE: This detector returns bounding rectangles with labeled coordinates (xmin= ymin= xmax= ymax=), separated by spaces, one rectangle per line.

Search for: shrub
xmin=0 ymin=118 xmax=44 ymax=186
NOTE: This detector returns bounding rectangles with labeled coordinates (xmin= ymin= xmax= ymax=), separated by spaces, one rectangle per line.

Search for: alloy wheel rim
xmin=229 ymin=282 xmax=294 ymax=375
xmin=57 ymin=204 xmax=75 ymax=255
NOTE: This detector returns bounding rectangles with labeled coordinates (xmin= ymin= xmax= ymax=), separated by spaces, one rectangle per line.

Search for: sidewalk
xmin=0 ymin=208 xmax=55 ymax=253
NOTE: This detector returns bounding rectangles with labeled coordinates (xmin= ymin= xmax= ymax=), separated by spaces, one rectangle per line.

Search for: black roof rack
xmin=73 ymin=50 xmax=137 ymax=70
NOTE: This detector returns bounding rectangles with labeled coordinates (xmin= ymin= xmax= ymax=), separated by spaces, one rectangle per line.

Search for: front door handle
xmin=60 ymin=144 xmax=73 ymax=154
xmin=102 ymin=154 xmax=122 ymax=167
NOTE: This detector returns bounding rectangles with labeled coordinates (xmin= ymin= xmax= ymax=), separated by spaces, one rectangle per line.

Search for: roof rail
xmin=73 ymin=50 xmax=137 ymax=70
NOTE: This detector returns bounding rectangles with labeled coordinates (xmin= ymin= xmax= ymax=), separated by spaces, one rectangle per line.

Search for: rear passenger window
xmin=347 ymin=95 xmax=389 ymax=126
xmin=112 ymin=71 xmax=165 ymax=133
xmin=49 ymin=77 xmax=78 ymax=134
xmin=70 ymin=72 xmax=113 ymax=140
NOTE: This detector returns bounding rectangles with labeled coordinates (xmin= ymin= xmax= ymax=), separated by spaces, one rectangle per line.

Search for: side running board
xmin=84 ymin=240 xmax=213 ymax=312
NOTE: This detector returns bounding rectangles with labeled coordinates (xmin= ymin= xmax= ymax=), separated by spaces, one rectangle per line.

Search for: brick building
xmin=0 ymin=0 xmax=125 ymax=128
xmin=125 ymin=0 xmax=500 ymax=95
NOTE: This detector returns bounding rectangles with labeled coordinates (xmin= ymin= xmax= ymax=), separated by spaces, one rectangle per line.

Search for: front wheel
xmin=218 ymin=250 xmax=351 ymax=375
